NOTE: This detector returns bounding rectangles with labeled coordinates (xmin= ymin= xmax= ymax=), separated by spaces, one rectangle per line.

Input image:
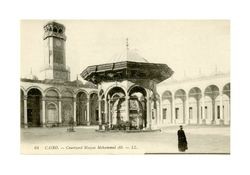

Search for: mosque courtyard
xmin=21 ymin=125 xmax=230 ymax=154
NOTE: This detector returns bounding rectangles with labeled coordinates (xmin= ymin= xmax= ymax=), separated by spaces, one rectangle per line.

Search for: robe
xmin=177 ymin=129 xmax=188 ymax=152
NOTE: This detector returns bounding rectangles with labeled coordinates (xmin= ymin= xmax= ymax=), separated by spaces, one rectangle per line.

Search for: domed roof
xmin=24 ymin=71 xmax=38 ymax=80
xmin=107 ymin=49 xmax=148 ymax=63
xmin=73 ymin=79 xmax=83 ymax=85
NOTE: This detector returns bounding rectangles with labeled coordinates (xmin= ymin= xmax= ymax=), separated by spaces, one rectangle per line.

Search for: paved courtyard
xmin=21 ymin=125 xmax=230 ymax=154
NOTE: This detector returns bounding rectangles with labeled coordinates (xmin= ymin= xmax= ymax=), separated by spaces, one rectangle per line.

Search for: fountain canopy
xmin=81 ymin=49 xmax=174 ymax=84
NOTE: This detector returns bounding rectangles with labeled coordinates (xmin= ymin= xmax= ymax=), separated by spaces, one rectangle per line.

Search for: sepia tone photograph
xmin=20 ymin=20 xmax=230 ymax=154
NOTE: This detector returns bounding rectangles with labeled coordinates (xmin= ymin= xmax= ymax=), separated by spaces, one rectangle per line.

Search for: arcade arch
xmin=188 ymin=87 xmax=202 ymax=124
xmin=162 ymin=90 xmax=172 ymax=124
xmin=106 ymin=87 xmax=126 ymax=128
xmin=174 ymin=89 xmax=186 ymax=124
xmin=89 ymin=92 xmax=98 ymax=125
xmin=76 ymin=91 xmax=88 ymax=125
xmin=45 ymin=89 xmax=59 ymax=126
xmin=27 ymin=88 xmax=42 ymax=127
xmin=129 ymin=86 xmax=147 ymax=129
xmin=204 ymin=85 xmax=220 ymax=124
xmin=61 ymin=89 xmax=74 ymax=126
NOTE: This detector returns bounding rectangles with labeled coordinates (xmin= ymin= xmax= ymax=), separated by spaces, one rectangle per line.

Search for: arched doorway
xmin=61 ymin=90 xmax=74 ymax=126
xmin=47 ymin=103 xmax=58 ymax=124
xmin=174 ymin=89 xmax=186 ymax=124
xmin=129 ymin=86 xmax=147 ymax=129
xmin=62 ymin=103 xmax=72 ymax=125
xmin=204 ymin=85 xmax=220 ymax=124
xmin=27 ymin=88 xmax=42 ymax=127
xmin=188 ymin=87 xmax=202 ymax=124
xmin=90 ymin=93 xmax=98 ymax=125
xmin=162 ymin=90 xmax=172 ymax=124
xmin=107 ymin=87 xmax=126 ymax=128
xmin=45 ymin=88 xmax=59 ymax=126
xmin=76 ymin=91 xmax=88 ymax=125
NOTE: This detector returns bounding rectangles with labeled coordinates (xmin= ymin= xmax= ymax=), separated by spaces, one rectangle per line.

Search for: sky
xmin=21 ymin=20 xmax=230 ymax=82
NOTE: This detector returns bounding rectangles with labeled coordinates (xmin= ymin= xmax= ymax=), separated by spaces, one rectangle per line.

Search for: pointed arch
xmin=174 ymin=89 xmax=186 ymax=100
xmin=26 ymin=86 xmax=44 ymax=97
xmin=44 ymin=87 xmax=61 ymax=98
xmin=204 ymin=85 xmax=220 ymax=99
xmin=104 ymin=84 xmax=127 ymax=99
xmin=75 ymin=89 xmax=89 ymax=98
xmin=128 ymin=85 xmax=147 ymax=97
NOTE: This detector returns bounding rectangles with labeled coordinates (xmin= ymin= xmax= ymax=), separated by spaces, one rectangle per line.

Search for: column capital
xmin=86 ymin=97 xmax=90 ymax=103
xmin=42 ymin=97 xmax=47 ymax=101
xmin=23 ymin=95 xmax=28 ymax=100
xmin=73 ymin=97 xmax=77 ymax=102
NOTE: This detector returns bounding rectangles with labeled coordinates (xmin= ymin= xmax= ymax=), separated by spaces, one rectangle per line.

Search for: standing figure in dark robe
xmin=177 ymin=125 xmax=188 ymax=152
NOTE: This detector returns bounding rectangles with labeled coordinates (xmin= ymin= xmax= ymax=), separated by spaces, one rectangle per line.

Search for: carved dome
xmin=72 ymin=79 xmax=84 ymax=86
xmin=24 ymin=72 xmax=38 ymax=80
xmin=107 ymin=49 xmax=148 ymax=63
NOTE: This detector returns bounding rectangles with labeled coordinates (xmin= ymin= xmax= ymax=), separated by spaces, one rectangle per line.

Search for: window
xmin=175 ymin=108 xmax=179 ymax=119
xmin=189 ymin=107 xmax=193 ymax=119
xmin=205 ymin=106 xmax=208 ymax=119
xmin=217 ymin=106 xmax=220 ymax=119
xmin=163 ymin=108 xmax=167 ymax=119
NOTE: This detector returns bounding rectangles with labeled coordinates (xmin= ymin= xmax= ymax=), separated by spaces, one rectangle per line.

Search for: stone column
xmin=212 ymin=97 xmax=215 ymax=125
xmin=197 ymin=97 xmax=200 ymax=124
xmin=98 ymin=98 xmax=102 ymax=130
xmin=42 ymin=97 xmax=46 ymax=127
xmin=156 ymin=101 xmax=160 ymax=126
xmin=23 ymin=95 xmax=28 ymax=128
xmin=172 ymin=96 xmax=175 ymax=124
xmin=86 ymin=97 xmax=90 ymax=126
xmin=219 ymin=93 xmax=224 ymax=125
xmin=146 ymin=97 xmax=152 ymax=129
xmin=73 ymin=97 xmax=76 ymax=125
xmin=104 ymin=98 xmax=108 ymax=123
xmin=201 ymin=94 xmax=205 ymax=124
xmin=108 ymin=98 xmax=111 ymax=127
xmin=125 ymin=95 xmax=130 ymax=121
xmin=185 ymin=95 xmax=189 ymax=124
xmin=58 ymin=97 xmax=62 ymax=126
xmin=159 ymin=98 xmax=163 ymax=126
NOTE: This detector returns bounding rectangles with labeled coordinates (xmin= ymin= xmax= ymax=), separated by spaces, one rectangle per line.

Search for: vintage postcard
xmin=20 ymin=20 xmax=230 ymax=154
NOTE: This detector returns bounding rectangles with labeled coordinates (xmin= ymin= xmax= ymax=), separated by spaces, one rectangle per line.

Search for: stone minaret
xmin=40 ymin=21 xmax=70 ymax=81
